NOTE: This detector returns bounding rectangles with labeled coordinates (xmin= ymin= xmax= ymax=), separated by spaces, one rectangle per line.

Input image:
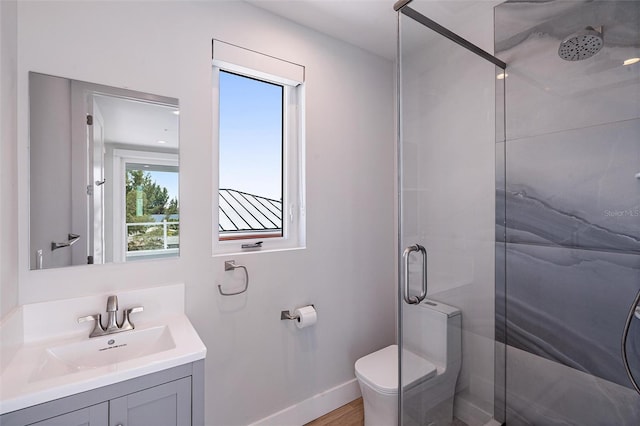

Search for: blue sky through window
xmin=147 ymin=170 xmax=179 ymax=202
xmin=219 ymin=71 xmax=283 ymax=201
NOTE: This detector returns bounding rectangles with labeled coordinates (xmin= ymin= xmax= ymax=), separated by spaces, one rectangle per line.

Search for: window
xmin=212 ymin=40 xmax=305 ymax=254
xmin=218 ymin=71 xmax=283 ymax=240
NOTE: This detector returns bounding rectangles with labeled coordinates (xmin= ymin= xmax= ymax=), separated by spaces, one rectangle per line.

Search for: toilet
xmin=355 ymin=300 xmax=462 ymax=426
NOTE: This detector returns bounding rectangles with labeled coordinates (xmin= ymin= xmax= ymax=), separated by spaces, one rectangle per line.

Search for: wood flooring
xmin=304 ymin=398 xmax=364 ymax=426
xmin=304 ymin=398 xmax=470 ymax=426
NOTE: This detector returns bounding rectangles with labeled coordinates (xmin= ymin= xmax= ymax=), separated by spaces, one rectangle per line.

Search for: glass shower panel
xmin=495 ymin=0 xmax=640 ymax=424
xmin=398 ymin=10 xmax=505 ymax=426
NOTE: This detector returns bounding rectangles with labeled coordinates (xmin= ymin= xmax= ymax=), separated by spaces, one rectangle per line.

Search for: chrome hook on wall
xmin=218 ymin=260 xmax=249 ymax=296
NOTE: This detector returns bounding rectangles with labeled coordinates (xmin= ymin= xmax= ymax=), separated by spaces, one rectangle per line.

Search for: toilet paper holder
xmin=281 ymin=305 xmax=315 ymax=320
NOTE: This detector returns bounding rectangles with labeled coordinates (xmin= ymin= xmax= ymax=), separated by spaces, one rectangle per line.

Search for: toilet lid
xmin=355 ymin=345 xmax=437 ymax=395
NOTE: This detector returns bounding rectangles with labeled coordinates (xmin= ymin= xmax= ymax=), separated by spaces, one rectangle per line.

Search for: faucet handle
xmin=78 ymin=314 xmax=105 ymax=338
xmin=119 ymin=306 xmax=144 ymax=331
xmin=78 ymin=314 xmax=101 ymax=324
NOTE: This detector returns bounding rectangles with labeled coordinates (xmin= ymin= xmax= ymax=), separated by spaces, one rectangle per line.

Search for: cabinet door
xmin=109 ymin=377 xmax=191 ymax=426
xmin=29 ymin=402 xmax=108 ymax=426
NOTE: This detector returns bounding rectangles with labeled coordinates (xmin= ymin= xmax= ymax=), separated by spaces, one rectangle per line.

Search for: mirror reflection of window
xmin=125 ymin=164 xmax=179 ymax=260
xmin=28 ymin=72 xmax=180 ymax=269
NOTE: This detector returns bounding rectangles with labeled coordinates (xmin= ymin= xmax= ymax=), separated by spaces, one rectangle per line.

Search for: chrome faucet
xmin=78 ymin=295 xmax=144 ymax=338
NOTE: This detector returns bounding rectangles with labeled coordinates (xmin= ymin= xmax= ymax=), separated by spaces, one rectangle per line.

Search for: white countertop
xmin=0 ymin=284 xmax=206 ymax=415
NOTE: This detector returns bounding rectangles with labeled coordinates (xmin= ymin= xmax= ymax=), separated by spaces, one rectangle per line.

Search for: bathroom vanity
xmin=0 ymin=284 xmax=206 ymax=426
xmin=0 ymin=361 xmax=203 ymax=426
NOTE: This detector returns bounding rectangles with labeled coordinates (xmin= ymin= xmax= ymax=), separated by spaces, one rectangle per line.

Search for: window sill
xmin=212 ymin=245 xmax=305 ymax=258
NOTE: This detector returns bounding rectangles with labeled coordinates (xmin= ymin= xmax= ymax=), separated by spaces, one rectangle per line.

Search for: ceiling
xmin=246 ymin=0 xmax=398 ymax=59
xmin=94 ymin=95 xmax=179 ymax=149
xmin=246 ymin=0 xmax=639 ymax=64
xmin=245 ymin=0 xmax=508 ymax=60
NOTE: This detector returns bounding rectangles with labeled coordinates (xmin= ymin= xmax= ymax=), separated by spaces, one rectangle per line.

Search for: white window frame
xmin=212 ymin=40 xmax=306 ymax=255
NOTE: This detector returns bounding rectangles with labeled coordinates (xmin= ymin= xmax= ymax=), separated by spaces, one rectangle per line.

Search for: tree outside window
xmin=126 ymin=169 xmax=179 ymax=252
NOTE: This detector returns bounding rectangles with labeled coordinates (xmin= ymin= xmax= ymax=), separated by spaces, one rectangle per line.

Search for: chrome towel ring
xmin=218 ymin=260 xmax=249 ymax=296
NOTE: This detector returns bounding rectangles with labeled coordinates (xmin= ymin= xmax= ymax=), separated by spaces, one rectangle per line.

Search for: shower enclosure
xmin=397 ymin=0 xmax=639 ymax=425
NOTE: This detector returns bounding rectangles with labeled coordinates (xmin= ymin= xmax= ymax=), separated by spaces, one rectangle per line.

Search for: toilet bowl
xmin=355 ymin=300 xmax=461 ymax=426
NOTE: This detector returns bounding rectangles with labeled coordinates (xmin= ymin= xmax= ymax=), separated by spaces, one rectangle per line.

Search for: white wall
xmin=0 ymin=0 xmax=19 ymax=319
xmin=13 ymin=1 xmax=395 ymax=424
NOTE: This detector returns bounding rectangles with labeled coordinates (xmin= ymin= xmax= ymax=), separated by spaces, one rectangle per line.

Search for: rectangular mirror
xmin=29 ymin=72 xmax=180 ymax=270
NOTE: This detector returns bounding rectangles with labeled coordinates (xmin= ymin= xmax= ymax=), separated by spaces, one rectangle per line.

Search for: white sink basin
xmin=31 ymin=326 xmax=176 ymax=382
xmin=0 ymin=285 xmax=207 ymax=416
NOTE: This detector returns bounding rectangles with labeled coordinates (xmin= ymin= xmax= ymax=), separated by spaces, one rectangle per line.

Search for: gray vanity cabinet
xmin=30 ymin=403 xmax=108 ymax=426
xmin=0 ymin=361 xmax=204 ymax=426
xmin=109 ymin=377 xmax=191 ymax=426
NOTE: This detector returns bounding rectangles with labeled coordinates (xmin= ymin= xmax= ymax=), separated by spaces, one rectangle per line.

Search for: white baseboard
xmin=248 ymin=379 xmax=361 ymax=426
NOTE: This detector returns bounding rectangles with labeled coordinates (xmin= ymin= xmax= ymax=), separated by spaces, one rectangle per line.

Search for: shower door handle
xmin=403 ymin=244 xmax=427 ymax=304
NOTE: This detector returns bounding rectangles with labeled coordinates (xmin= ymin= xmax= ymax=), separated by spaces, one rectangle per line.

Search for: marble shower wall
xmin=501 ymin=119 xmax=640 ymax=254
xmin=495 ymin=0 xmax=640 ymax=424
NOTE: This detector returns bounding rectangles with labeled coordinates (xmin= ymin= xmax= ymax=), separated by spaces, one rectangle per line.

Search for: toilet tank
xmin=402 ymin=299 xmax=461 ymax=367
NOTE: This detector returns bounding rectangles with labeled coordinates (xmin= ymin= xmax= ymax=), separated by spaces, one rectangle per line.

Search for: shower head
xmin=558 ymin=26 xmax=604 ymax=61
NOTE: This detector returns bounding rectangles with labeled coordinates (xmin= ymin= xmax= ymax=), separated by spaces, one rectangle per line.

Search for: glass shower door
xmin=397 ymin=6 xmax=506 ymax=426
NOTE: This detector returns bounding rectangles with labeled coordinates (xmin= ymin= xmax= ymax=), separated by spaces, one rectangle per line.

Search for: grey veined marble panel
xmin=500 ymin=242 xmax=640 ymax=390
xmin=498 ymin=118 xmax=640 ymax=254
xmin=505 ymin=345 xmax=640 ymax=426
xmin=495 ymin=0 xmax=640 ymax=141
